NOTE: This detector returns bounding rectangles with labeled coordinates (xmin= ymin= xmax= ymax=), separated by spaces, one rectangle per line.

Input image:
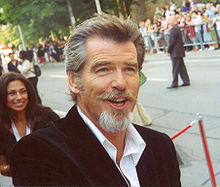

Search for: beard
xmin=99 ymin=110 xmax=134 ymax=133
xmin=97 ymin=89 xmax=136 ymax=133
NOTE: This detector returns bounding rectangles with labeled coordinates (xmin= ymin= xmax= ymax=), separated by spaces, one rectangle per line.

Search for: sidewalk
xmin=145 ymin=48 xmax=220 ymax=62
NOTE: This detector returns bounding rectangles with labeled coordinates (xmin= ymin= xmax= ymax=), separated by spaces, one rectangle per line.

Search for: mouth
xmin=13 ymin=102 xmax=25 ymax=107
xmin=107 ymin=97 xmax=127 ymax=110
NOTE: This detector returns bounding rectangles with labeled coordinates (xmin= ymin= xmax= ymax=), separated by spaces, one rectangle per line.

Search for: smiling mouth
xmin=13 ymin=102 xmax=25 ymax=107
xmin=107 ymin=98 xmax=127 ymax=109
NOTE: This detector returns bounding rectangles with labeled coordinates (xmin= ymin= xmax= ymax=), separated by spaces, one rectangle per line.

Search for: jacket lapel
xmin=58 ymin=106 xmax=127 ymax=186
xmin=136 ymin=147 xmax=160 ymax=186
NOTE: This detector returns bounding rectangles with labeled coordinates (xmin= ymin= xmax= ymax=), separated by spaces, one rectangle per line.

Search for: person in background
xmin=37 ymin=45 xmax=45 ymax=63
xmin=202 ymin=14 xmax=214 ymax=50
xmin=167 ymin=15 xmax=190 ymax=89
xmin=0 ymin=63 xmax=3 ymax=76
xmin=132 ymin=72 xmax=152 ymax=126
xmin=10 ymin=14 xmax=181 ymax=186
xmin=0 ymin=72 xmax=60 ymax=177
xmin=169 ymin=1 xmax=176 ymax=15
xmin=181 ymin=0 xmax=188 ymax=14
xmin=154 ymin=7 xmax=162 ymax=19
xmin=212 ymin=12 xmax=220 ymax=46
xmin=7 ymin=53 xmax=20 ymax=73
xmin=191 ymin=11 xmax=205 ymax=51
xmin=144 ymin=19 xmax=154 ymax=54
xmin=17 ymin=50 xmax=41 ymax=104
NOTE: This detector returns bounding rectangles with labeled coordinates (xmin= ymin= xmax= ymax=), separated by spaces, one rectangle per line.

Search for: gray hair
xmin=64 ymin=13 xmax=145 ymax=102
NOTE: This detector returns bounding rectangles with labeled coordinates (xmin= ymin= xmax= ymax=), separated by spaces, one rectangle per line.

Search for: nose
xmin=16 ymin=92 xmax=22 ymax=99
xmin=111 ymin=70 xmax=126 ymax=91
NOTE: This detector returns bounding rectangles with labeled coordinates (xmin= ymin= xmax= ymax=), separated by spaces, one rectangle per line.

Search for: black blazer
xmin=11 ymin=106 xmax=181 ymax=186
xmin=168 ymin=25 xmax=185 ymax=58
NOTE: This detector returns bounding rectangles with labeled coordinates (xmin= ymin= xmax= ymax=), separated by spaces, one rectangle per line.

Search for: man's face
xmin=9 ymin=53 xmax=15 ymax=62
xmin=72 ymin=37 xmax=140 ymax=132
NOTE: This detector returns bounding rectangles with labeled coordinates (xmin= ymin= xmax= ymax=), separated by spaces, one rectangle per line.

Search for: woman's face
xmin=7 ymin=80 xmax=29 ymax=113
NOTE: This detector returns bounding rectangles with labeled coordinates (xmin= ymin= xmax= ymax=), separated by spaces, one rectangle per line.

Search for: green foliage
xmin=0 ymin=0 xmax=143 ymax=45
xmin=101 ymin=0 xmax=138 ymax=18
xmin=0 ymin=24 xmax=20 ymax=46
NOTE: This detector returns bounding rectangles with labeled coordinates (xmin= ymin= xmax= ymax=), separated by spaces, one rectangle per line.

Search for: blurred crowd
xmin=0 ymin=39 xmax=66 ymax=72
xmin=139 ymin=1 xmax=220 ymax=54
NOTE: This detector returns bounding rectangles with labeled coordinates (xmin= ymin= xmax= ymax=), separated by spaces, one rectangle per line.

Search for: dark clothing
xmin=11 ymin=106 xmax=181 ymax=186
xmin=0 ymin=107 xmax=60 ymax=163
xmin=0 ymin=64 xmax=3 ymax=76
xmin=7 ymin=62 xmax=20 ymax=73
xmin=28 ymin=76 xmax=42 ymax=104
xmin=168 ymin=25 xmax=190 ymax=87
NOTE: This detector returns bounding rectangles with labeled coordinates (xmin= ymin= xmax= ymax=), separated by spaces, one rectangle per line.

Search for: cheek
xmin=7 ymin=96 xmax=13 ymax=105
xmin=129 ymin=79 xmax=140 ymax=93
xmin=84 ymin=80 xmax=106 ymax=97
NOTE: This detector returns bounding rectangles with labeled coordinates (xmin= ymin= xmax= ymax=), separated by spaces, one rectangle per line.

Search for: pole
xmin=95 ymin=0 xmax=102 ymax=14
xmin=171 ymin=120 xmax=196 ymax=140
xmin=198 ymin=117 xmax=217 ymax=187
xmin=17 ymin=24 xmax=26 ymax=50
xmin=66 ymin=0 xmax=76 ymax=28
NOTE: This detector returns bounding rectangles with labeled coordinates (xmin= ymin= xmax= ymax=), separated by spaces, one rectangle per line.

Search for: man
xmin=10 ymin=14 xmax=181 ymax=186
xmin=7 ymin=53 xmax=20 ymax=73
xmin=167 ymin=15 xmax=190 ymax=89
xmin=191 ymin=11 xmax=205 ymax=51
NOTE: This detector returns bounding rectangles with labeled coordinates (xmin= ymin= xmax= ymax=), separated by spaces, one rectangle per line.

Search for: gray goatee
xmin=99 ymin=111 xmax=134 ymax=133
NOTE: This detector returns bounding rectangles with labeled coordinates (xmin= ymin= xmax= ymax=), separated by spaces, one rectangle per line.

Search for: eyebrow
xmin=90 ymin=61 xmax=112 ymax=72
xmin=8 ymin=88 xmax=26 ymax=92
xmin=91 ymin=61 xmax=138 ymax=71
xmin=125 ymin=61 xmax=138 ymax=67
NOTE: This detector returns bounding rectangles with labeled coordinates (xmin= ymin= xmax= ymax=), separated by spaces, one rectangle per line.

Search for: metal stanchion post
xmin=198 ymin=115 xmax=217 ymax=187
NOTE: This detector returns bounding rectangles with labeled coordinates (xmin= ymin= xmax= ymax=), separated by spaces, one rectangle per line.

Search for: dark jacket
xmin=168 ymin=25 xmax=185 ymax=58
xmin=0 ymin=107 xmax=60 ymax=163
xmin=7 ymin=61 xmax=20 ymax=73
xmin=11 ymin=106 xmax=181 ymax=186
xmin=0 ymin=64 xmax=3 ymax=76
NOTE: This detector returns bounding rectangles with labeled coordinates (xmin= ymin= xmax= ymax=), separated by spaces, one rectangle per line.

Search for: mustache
xmin=97 ymin=89 xmax=136 ymax=101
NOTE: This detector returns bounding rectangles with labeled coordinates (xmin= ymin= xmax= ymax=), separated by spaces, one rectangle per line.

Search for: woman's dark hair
xmin=0 ymin=72 xmax=40 ymax=129
xmin=19 ymin=50 xmax=32 ymax=62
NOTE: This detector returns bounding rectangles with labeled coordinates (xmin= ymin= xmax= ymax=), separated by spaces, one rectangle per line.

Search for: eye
xmin=8 ymin=91 xmax=16 ymax=97
xmin=127 ymin=67 xmax=136 ymax=72
xmin=20 ymin=89 xmax=27 ymax=95
xmin=96 ymin=67 xmax=109 ymax=73
xmin=125 ymin=66 xmax=137 ymax=73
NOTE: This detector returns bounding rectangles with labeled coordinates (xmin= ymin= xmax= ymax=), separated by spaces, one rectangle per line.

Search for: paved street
xmin=1 ymin=50 xmax=220 ymax=186
xmin=140 ymin=50 xmax=220 ymax=187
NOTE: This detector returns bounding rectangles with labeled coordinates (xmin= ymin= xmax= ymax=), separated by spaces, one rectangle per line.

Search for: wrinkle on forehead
xmin=85 ymin=37 xmax=137 ymax=66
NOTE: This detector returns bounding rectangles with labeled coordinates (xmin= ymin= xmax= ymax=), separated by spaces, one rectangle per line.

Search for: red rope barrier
xmin=198 ymin=118 xmax=217 ymax=187
xmin=171 ymin=120 xmax=196 ymax=140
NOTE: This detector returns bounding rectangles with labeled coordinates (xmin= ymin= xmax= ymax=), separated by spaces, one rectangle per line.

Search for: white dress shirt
xmin=77 ymin=106 xmax=146 ymax=187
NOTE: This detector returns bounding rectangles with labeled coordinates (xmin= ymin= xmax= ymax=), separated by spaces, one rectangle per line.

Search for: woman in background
xmin=17 ymin=50 xmax=41 ymax=103
xmin=0 ymin=72 xmax=60 ymax=177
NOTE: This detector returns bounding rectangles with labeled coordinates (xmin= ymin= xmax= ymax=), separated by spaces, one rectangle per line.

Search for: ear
xmin=67 ymin=72 xmax=80 ymax=94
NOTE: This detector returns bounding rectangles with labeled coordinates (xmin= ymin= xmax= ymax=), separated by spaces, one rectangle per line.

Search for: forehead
xmin=85 ymin=37 xmax=137 ymax=63
xmin=7 ymin=80 xmax=26 ymax=90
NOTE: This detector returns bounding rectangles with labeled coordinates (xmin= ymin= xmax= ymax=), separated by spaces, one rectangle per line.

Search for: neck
xmin=12 ymin=111 xmax=26 ymax=123
xmin=101 ymin=129 xmax=127 ymax=166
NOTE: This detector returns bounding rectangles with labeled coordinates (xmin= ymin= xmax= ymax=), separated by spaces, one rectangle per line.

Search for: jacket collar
xmin=57 ymin=105 xmax=127 ymax=185
xmin=57 ymin=105 xmax=159 ymax=186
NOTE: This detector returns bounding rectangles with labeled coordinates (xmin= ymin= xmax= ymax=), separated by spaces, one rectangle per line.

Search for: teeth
xmin=111 ymin=98 xmax=125 ymax=102
xmin=14 ymin=103 xmax=24 ymax=106
xmin=113 ymin=102 xmax=124 ymax=106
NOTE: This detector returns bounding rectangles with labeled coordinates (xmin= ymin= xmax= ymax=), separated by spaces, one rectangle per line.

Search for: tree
xmin=130 ymin=0 xmax=147 ymax=23
xmin=0 ymin=0 xmax=96 ymax=45
xmin=0 ymin=0 xmax=151 ymax=46
xmin=101 ymin=0 xmax=139 ymax=18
